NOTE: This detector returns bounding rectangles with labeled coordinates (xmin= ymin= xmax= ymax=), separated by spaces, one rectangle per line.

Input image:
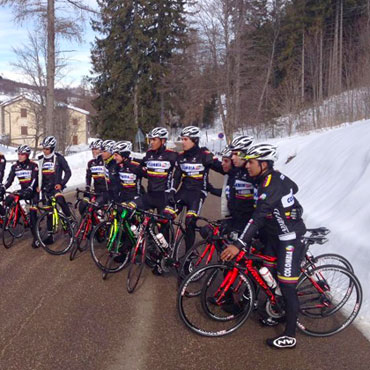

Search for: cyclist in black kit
xmin=1 ymin=145 xmax=40 ymax=247
xmin=221 ymin=143 xmax=306 ymax=349
xmin=164 ymin=126 xmax=214 ymax=252
xmin=100 ymin=139 xmax=120 ymax=202
xmin=38 ymin=136 xmax=73 ymax=227
xmin=79 ymin=139 xmax=108 ymax=215
xmin=113 ymin=141 xmax=142 ymax=202
xmin=0 ymin=151 xmax=7 ymax=216
xmin=212 ymin=135 xmax=255 ymax=234
xmin=128 ymin=127 xmax=178 ymax=213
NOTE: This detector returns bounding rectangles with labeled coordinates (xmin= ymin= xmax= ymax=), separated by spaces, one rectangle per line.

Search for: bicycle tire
xmin=36 ymin=211 xmax=74 ymax=255
xmin=2 ymin=208 xmax=25 ymax=248
xmin=90 ymin=221 xmax=130 ymax=273
xmin=127 ymin=235 xmax=147 ymax=293
xmin=69 ymin=216 xmax=91 ymax=261
xmin=302 ymin=253 xmax=354 ymax=273
xmin=296 ymin=264 xmax=362 ymax=337
xmin=179 ymin=240 xmax=220 ymax=296
xmin=178 ymin=263 xmax=254 ymax=337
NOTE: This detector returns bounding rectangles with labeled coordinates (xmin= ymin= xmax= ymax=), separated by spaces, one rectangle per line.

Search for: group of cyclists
xmin=0 ymin=125 xmax=307 ymax=349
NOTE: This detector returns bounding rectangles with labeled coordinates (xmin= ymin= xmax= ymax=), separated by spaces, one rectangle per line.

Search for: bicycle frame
xmin=5 ymin=195 xmax=30 ymax=229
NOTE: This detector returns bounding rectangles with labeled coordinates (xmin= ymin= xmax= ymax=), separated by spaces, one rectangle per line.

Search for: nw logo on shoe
xmin=274 ymin=336 xmax=296 ymax=348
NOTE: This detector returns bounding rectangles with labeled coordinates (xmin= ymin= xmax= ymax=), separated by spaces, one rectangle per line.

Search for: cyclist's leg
xmin=184 ymin=191 xmax=204 ymax=252
xmin=55 ymin=192 xmax=72 ymax=217
xmin=30 ymin=193 xmax=39 ymax=247
xmin=274 ymin=228 xmax=305 ymax=340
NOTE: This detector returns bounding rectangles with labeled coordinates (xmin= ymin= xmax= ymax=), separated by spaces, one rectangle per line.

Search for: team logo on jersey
xmin=42 ymin=162 xmax=55 ymax=170
xmin=146 ymin=160 xmax=171 ymax=170
xmin=15 ymin=170 xmax=32 ymax=178
xmin=234 ymin=180 xmax=254 ymax=194
xmin=91 ymin=165 xmax=105 ymax=174
xmin=119 ymin=172 xmax=136 ymax=182
xmin=282 ymin=188 xmax=294 ymax=208
xmin=258 ymin=193 xmax=267 ymax=200
xmin=180 ymin=163 xmax=204 ymax=172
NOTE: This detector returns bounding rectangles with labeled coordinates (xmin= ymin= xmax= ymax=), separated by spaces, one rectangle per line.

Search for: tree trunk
xmin=301 ymin=29 xmax=305 ymax=102
xmin=46 ymin=0 xmax=55 ymax=137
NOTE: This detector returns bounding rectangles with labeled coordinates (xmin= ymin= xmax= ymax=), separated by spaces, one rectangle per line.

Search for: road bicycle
xmin=69 ymin=188 xmax=107 ymax=261
xmin=127 ymin=208 xmax=186 ymax=293
xmin=90 ymin=203 xmax=137 ymax=278
xmin=36 ymin=193 xmax=74 ymax=255
xmin=177 ymin=246 xmax=362 ymax=338
xmin=2 ymin=192 xmax=31 ymax=248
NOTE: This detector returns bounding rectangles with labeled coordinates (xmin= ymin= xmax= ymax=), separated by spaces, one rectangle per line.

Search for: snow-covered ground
xmin=1 ymin=119 xmax=369 ymax=339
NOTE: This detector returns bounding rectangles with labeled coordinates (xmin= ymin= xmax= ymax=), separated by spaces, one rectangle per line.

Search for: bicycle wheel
xmin=179 ymin=240 xmax=220 ymax=296
xmin=36 ymin=211 xmax=74 ymax=255
xmin=178 ymin=263 xmax=254 ymax=337
xmin=70 ymin=216 xmax=92 ymax=261
xmin=127 ymin=234 xmax=147 ymax=293
xmin=297 ymin=264 xmax=362 ymax=337
xmin=302 ymin=253 xmax=354 ymax=273
xmin=90 ymin=221 xmax=130 ymax=273
xmin=2 ymin=207 xmax=26 ymax=248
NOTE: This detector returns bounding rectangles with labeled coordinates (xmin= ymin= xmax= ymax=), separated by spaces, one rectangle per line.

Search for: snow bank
xmin=271 ymin=119 xmax=370 ymax=340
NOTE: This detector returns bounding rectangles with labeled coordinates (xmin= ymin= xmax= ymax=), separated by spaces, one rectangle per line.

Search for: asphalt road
xmin=0 ymin=173 xmax=369 ymax=370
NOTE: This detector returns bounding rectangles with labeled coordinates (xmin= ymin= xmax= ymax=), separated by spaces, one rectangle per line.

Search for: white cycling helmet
xmin=147 ymin=127 xmax=169 ymax=139
xmin=101 ymin=139 xmax=116 ymax=153
xmin=244 ymin=143 xmax=278 ymax=162
xmin=229 ymin=135 xmax=254 ymax=152
xmin=180 ymin=126 xmax=201 ymax=138
xmin=89 ymin=139 xmax=103 ymax=150
xmin=113 ymin=141 xmax=132 ymax=157
xmin=16 ymin=144 xmax=31 ymax=155
xmin=42 ymin=136 xmax=57 ymax=150
xmin=221 ymin=145 xmax=232 ymax=158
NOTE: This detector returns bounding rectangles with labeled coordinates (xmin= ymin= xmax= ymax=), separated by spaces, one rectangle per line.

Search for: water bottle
xmin=259 ymin=267 xmax=282 ymax=296
xmin=155 ymin=233 xmax=168 ymax=249
xmin=130 ymin=225 xmax=139 ymax=237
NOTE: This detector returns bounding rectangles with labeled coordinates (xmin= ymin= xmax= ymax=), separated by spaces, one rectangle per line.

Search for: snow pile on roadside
xmin=271 ymin=119 xmax=370 ymax=340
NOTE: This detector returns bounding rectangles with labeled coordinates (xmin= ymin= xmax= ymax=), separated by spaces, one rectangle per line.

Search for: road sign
xmin=218 ymin=132 xmax=224 ymax=139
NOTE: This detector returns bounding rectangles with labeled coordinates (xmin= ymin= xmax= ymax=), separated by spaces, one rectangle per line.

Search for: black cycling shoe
xmin=266 ymin=334 xmax=296 ymax=349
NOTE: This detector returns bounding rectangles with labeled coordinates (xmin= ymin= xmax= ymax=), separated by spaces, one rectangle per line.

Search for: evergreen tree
xmin=90 ymin=0 xmax=188 ymax=141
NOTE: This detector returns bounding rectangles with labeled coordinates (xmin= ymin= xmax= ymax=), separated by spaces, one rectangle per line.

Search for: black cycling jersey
xmin=86 ymin=154 xmax=107 ymax=193
xmin=104 ymin=155 xmax=120 ymax=199
xmin=38 ymin=152 xmax=71 ymax=192
xmin=117 ymin=158 xmax=142 ymax=202
xmin=5 ymin=159 xmax=38 ymax=191
xmin=140 ymin=146 xmax=178 ymax=192
xmin=0 ymin=154 xmax=6 ymax=184
xmin=236 ymin=169 xmax=305 ymax=247
xmin=173 ymin=145 xmax=214 ymax=192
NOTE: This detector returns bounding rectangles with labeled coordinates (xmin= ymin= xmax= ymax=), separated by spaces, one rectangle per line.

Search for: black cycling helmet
xmin=180 ymin=126 xmax=201 ymax=138
xmin=16 ymin=144 xmax=31 ymax=155
xmin=41 ymin=136 xmax=57 ymax=150
xmin=101 ymin=140 xmax=116 ymax=153
xmin=147 ymin=127 xmax=169 ymax=139
xmin=89 ymin=139 xmax=103 ymax=150
xmin=113 ymin=141 xmax=132 ymax=157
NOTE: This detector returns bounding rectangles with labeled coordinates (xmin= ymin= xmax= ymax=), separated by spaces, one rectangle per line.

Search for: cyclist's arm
xmin=172 ymin=160 xmax=182 ymax=191
xmin=85 ymin=160 xmax=92 ymax=188
xmin=58 ymin=155 xmax=72 ymax=188
xmin=4 ymin=164 xmax=16 ymax=189
xmin=235 ymin=177 xmax=281 ymax=249
xmin=0 ymin=155 xmax=6 ymax=183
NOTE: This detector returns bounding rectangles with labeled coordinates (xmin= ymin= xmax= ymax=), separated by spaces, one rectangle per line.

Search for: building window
xmin=73 ymin=135 xmax=78 ymax=145
xmin=21 ymin=108 xmax=27 ymax=118
xmin=73 ymin=118 xmax=78 ymax=126
xmin=21 ymin=126 xmax=28 ymax=135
